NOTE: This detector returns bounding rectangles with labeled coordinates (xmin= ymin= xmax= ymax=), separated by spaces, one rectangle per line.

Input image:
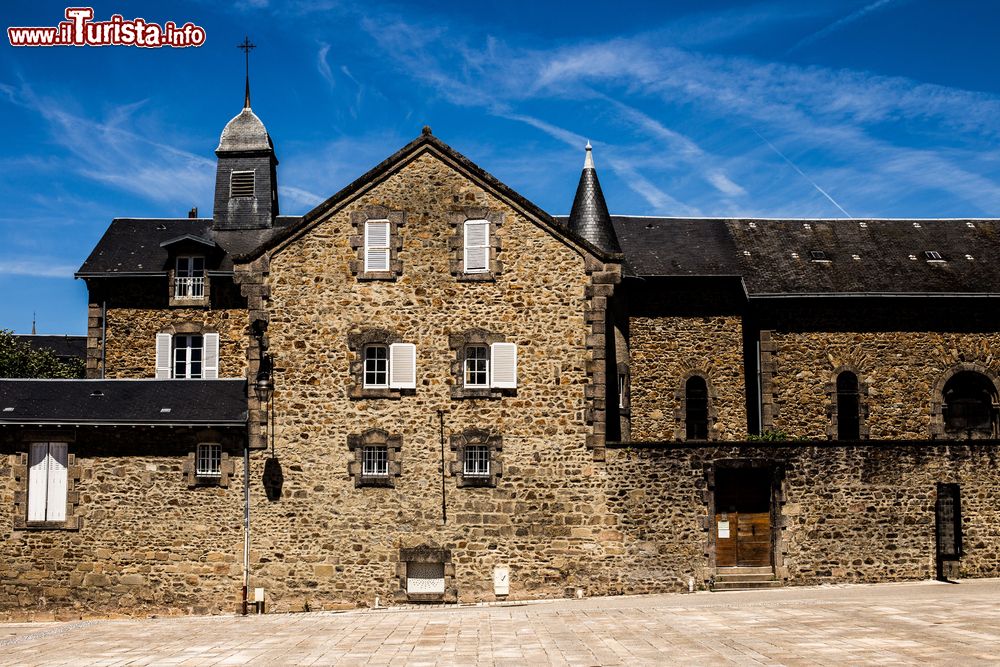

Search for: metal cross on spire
xmin=238 ymin=35 xmax=256 ymax=109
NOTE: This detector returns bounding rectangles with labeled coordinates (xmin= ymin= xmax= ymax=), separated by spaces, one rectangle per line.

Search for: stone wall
xmin=629 ymin=316 xmax=747 ymax=441
xmin=767 ymin=330 xmax=1000 ymax=439
xmin=603 ymin=442 xmax=1000 ymax=589
xmin=0 ymin=428 xmax=245 ymax=621
xmin=249 ymin=151 xmax=620 ymax=611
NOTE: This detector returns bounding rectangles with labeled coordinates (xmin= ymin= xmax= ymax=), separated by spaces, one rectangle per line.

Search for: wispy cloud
xmin=317 ymin=43 xmax=335 ymax=88
xmin=1 ymin=81 xmax=214 ymax=207
xmin=787 ymin=0 xmax=906 ymax=54
xmin=0 ymin=259 xmax=76 ymax=278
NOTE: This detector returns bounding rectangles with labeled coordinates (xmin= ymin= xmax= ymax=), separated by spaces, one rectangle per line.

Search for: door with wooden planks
xmin=715 ymin=467 xmax=772 ymax=568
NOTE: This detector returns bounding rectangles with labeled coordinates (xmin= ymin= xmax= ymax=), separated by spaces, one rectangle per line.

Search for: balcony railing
xmin=174 ymin=276 xmax=205 ymax=299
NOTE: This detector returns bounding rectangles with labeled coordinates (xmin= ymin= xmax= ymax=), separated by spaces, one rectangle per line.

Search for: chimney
xmin=188 ymin=207 xmax=198 ymax=219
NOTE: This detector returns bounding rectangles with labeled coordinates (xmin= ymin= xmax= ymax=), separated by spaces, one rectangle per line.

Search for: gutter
xmin=749 ymin=292 xmax=1000 ymax=299
xmin=0 ymin=420 xmax=247 ymax=427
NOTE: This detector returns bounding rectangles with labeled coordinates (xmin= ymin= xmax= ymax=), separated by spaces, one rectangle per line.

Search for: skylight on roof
xmin=913 ymin=222 xmax=922 ymax=228
xmin=809 ymin=250 xmax=829 ymax=261
xmin=966 ymin=254 xmax=975 ymax=261
xmin=859 ymin=221 xmax=868 ymax=228
xmin=2 ymin=407 xmax=13 ymax=412
xmin=924 ymin=251 xmax=944 ymax=262
xmin=852 ymin=254 xmax=861 ymax=260
xmin=803 ymin=223 xmax=812 ymax=230
xmin=967 ymin=222 xmax=976 ymax=228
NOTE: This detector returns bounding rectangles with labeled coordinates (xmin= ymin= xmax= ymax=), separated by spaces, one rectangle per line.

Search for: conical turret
xmin=568 ymin=142 xmax=621 ymax=253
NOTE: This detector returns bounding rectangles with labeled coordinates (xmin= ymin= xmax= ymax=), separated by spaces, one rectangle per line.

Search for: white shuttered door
xmin=155 ymin=333 xmax=172 ymax=379
xmin=203 ymin=333 xmax=220 ymax=379
xmin=388 ymin=343 xmax=416 ymax=389
xmin=27 ymin=443 xmax=68 ymax=522
xmin=27 ymin=443 xmax=48 ymax=522
xmin=464 ymin=220 xmax=489 ymax=272
xmin=46 ymin=443 xmax=68 ymax=521
xmin=365 ymin=221 xmax=391 ymax=272
xmin=490 ymin=343 xmax=517 ymax=388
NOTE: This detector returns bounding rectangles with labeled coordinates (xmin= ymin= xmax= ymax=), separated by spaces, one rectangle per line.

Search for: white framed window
xmin=156 ymin=333 xmax=218 ymax=379
xmin=27 ymin=442 xmax=68 ymax=522
xmin=173 ymin=335 xmax=204 ymax=379
xmin=230 ymin=170 xmax=255 ymax=198
xmin=464 ymin=345 xmax=489 ymax=387
xmin=362 ymin=445 xmax=389 ymax=477
xmin=364 ymin=345 xmax=389 ymax=388
xmin=463 ymin=445 xmax=490 ymax=478
xmin=364 ymin=220 xmax=391 ymax=272
xmin=463 ymin=220 xmax=490 ymax=273
xmin=174 ymin=256 xmax=205 ymax=299
xmin=196 ymin=443 xmax=222 ymax=478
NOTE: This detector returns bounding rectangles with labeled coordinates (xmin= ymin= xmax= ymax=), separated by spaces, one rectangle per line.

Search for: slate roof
xmin=76 ymin=216 xmax=299 ymax=276
xmin=731 ymin=218 xmax=1000 ymax=296
xmin=0 ymin=379 xmax=247 ymax=425
xmin=13 ymin=335 xmax=86 ymax=361
xmin=588 ymin=216 xmax=1000 ymax=295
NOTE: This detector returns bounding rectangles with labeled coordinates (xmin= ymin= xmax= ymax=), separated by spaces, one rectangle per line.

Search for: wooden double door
xmin=715 ymin=468 xmax=773 ymax=568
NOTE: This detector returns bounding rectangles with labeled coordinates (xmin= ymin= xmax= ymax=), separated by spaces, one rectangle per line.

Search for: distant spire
xmin=31 ymin=312 xmax=36 ymax=335
xmin=568 ymin=142 xmax=621 ymax=254
xmin=238 ymin=35 xmax=256 ymax=109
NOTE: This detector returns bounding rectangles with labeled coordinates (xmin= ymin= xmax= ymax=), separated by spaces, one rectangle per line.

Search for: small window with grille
xmin=464 ymin=345 xmax=489 ymax=387
xmin=196 ymin=443 xmax=221 ymax=478
xmin=463 ymin=445 xmax=490 ymax=478
xmin=362 ymin=445 xmax=389 ymax=478
xmin=230 ymin=171 xmax=255 ymax=198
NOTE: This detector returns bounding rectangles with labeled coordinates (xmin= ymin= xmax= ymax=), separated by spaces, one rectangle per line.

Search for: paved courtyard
xmin=1 ymin=579 xmax=999 ymax=665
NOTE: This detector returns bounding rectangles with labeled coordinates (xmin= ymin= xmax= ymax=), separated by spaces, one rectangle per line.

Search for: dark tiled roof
xmin=567 ymin=162 xmax=621 ymax=254
xmin=608 ymin=217 xmax=739 ymax=278
xmin=76 ymin=216 xmax=299 ymax=276
xmin=600 ymin=216 xmax=1000 ymax=295
xmin=0 ymin=379 xmax=247 ymax=425
xmin=13 ymin=335 xmax=86 ymax=361
xmin=731 ymin=218 xmax=1000 ymax=295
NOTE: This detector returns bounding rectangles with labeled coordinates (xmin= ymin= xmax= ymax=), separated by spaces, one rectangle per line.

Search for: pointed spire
xmin=568 ymin=142 xmax=621 ymax=254
xmin=31 ymin=312 xmax=36 ymax=335
xmin=238 ymin=35 xmax=256 ymax=109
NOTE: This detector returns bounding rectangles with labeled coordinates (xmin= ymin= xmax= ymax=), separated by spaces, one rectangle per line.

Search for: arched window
xmin=942 ymin=371 xmax=998 ymax=437
xmin=836 ymin=372 xmax=860 ymax=440
xmin=685 ymin=376 xmax=709 ymax=440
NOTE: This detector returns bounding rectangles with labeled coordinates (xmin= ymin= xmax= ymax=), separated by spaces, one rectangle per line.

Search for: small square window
xmin=362 ymin=445 xmax=389 ymax=478
xmin=463 ymin=445 xmax=490 ymax=478
xmin=364 ymin=345 xmax=389 ymax=388
xmin=196 ymin=443 xmax=221 ymax=478
xmin=464 ymin=346 xmax=489 ymax=387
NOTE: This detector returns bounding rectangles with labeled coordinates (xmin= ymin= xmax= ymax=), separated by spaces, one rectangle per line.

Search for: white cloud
xmin=317 ymin=43 xmax=335 ymax=88
xmin=787 ymin=0 xmax=907 ymax=54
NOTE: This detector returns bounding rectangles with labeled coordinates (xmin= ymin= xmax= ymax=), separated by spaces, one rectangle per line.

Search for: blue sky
xmin=2 ymin=0 xmax=1000 ymax=334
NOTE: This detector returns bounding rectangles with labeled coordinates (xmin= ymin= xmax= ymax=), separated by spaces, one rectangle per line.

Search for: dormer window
xmin=230 ymin=170 xmax=255 ymax=198
xmin=174 ymin=257 xmax=205 ymax=299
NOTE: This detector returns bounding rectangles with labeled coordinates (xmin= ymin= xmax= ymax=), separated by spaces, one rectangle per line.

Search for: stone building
xmin=2 ymin=81 xmax=1000 ymax=618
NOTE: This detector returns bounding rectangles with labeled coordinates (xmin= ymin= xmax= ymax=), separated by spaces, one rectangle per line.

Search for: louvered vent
xmin=230 ymin=171 xmax=255 ymax=198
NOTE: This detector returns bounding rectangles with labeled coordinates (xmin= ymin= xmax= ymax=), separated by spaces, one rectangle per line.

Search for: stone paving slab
xmin=2 ymin=579 xmax=1000 ymax=665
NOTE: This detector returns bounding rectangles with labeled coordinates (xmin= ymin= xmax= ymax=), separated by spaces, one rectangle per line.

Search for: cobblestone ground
xmin=2 ymin=579 xmax=1000 ymax=665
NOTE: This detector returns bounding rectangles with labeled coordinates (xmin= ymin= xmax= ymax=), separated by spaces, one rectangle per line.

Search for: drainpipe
xmin=438 ymin=410 xmax=446 ymax=525
xmin=242 ymin=436 xmax=250 ymax=615
xmin=100 ymin=301 xmax=107 ymax=379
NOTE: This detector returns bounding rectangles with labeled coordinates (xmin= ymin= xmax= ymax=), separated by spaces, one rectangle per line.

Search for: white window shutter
xmin=365 ymin=221 xmax=391 ymax=272
xmin=464 ymin=220 xmax=489 ymax=272
xmin=203 ymin=333 xmax=220 ymax=379
xmin=490 ymin=342 xmax=517 ymax=389
xmin=388 ymin=343 xmax=416 ymax=389
xmin=27 ymin=443 xmax=48 ymax=522
xmin=46 ymin=443 xmax=68 ymax=522
xmin=155 ymin=333 xmax=172 ymax=379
